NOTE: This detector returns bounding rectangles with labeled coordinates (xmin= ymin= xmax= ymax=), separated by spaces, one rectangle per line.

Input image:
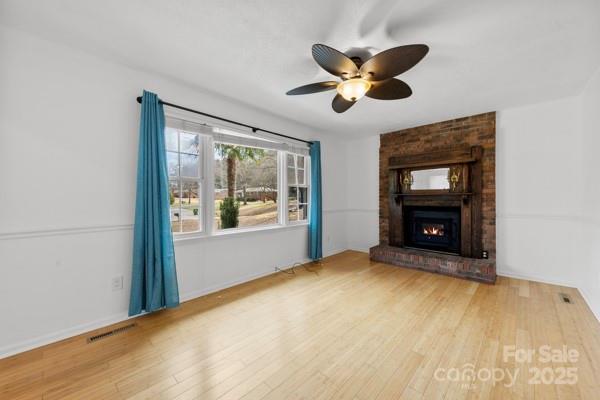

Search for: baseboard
xmin=346 ymin=245 xmax=373 ymax=253
xmin=182 ymin=248 xmax=348 ymax=305
xmin=323 ymin=247 xmax=348 ymax=258
xmin=179 ymin=261 xmax=310 ymax=303
xmin=498 ymin=270 xmax=600 ymax=324
xmin=0 ymin=311 xmax=131 ymax=359
xmin=577 ymin=287 xmax=600 ymax=324
xmin=0 ymin=255 xmax=321 ymax=360
xmin=497 ymin=269 xmax=579 ymax=289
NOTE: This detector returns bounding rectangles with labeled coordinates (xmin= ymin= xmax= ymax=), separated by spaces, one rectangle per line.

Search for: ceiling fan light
xmin=336 ymin=78 xmax=371 ymax=102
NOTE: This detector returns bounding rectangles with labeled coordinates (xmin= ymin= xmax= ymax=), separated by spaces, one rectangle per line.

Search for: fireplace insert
xmin=403 ymin=206 xmax=461 ymax=254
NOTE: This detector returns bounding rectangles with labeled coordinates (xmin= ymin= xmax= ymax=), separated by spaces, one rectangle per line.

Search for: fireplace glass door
xmin=403 ymin=206 xmax=461 ymax=254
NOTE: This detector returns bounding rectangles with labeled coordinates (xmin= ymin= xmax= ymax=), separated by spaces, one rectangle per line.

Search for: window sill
xmin=173 ymin=222 xmax=309 ymax=244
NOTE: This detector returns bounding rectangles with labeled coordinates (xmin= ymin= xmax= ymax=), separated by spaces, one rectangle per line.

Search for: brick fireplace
xmin=370 ymin=112 xmax=496 ymax=283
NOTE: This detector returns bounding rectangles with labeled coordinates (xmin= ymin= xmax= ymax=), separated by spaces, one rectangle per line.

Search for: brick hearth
xmin=370 ymin=245 xmax=496 ymax=283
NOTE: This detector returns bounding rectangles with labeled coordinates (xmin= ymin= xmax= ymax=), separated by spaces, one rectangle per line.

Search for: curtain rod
xmin=136 ymin=96 xmax=313 ymax=145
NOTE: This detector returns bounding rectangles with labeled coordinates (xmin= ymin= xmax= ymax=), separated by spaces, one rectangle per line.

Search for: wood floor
xmin=2 ymin=251 xmax=600 ymax=399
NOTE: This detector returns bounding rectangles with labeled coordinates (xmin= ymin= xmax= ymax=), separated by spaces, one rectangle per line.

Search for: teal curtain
xmin=309 ymin=141 xmax=323 ymax=260
xmin=129 ymin=90 xmax=179 ymax=316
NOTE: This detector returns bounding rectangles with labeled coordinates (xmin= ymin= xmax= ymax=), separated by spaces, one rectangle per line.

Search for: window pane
xmin=298 ymin=187 xmax=307 ymax=204
xmin=171 ymin=209 xmax=181 ymax=233
xmin=181 ymin=181 xmax=201 ymax=232
xmin=299 ymin=203 xmax=307 ymax=220
xmin=297 ymin=168 xmax=305 ymax=185
xmin=165 ymin=128 xmax=203 ymax=234
xmin=287 ymin=154 xmax=294 ymax=168
xmin=180 ymin=132 xmax=200 ymax=155
xmin=167 ymin=151 xmax=179 ymax=177
xmin=214 ymin=143 xmax=279 ymax=229
xmin=181 ymin=154 xmax=200 ymax=177
xmin=287 ymin=167 xmax=296 ymax=185
xmin=297 ymin=156 xmax=304 ymax=169
xmin=165 ymin=128 xmax=178 ymax=151
xmin=288 ymin=186 xmax=297 ymax=202
xmin=169 ymin=180 xmax=181 ymax=233
xmin=288 ymin=201 xmax=298 ymax=221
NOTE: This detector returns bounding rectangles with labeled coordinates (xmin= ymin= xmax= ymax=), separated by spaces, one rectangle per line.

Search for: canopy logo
xmin=434 ymin=364 xmax=518 ymax=388
xmin=433 ymin=345 xmax=579 ymax=389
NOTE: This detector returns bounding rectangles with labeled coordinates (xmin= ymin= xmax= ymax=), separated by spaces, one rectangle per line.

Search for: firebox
xmin=403 ymin=206 xmax=461 ymax=254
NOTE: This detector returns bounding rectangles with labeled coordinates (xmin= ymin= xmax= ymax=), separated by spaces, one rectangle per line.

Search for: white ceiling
xmin=1 ymin=0 xmax=599 ymax=136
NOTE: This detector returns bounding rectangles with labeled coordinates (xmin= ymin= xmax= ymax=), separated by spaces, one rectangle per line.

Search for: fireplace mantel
xmin=388 ymin=146 xmax=480 ymax=170
xmin=387 ymin=145 xmax=483 ymax=258
xmin=371 ymin=112 xmax=496 ymax=284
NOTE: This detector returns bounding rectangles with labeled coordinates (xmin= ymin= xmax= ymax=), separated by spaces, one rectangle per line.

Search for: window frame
xmin=285 ymin=153 xmax=311 ymax=226
xmin=166 ymin=128 xmax=206 ymax=236
xmin=164 ymin=117 xmax=310 ymax=240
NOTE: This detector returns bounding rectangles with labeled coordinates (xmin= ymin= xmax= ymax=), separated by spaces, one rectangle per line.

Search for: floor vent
xmin=559 ymin=293 xmax=573 ymax=304
xmin=87 ymin=323 xmax=137 ymax=343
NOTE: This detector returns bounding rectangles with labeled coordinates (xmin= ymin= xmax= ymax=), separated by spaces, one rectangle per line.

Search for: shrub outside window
xmin=213 ymin=143 xmax=279 ymax=230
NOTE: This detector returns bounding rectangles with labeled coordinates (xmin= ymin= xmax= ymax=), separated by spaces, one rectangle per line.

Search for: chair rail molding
xmin=0 ymin=224 xmax=134 ymax=241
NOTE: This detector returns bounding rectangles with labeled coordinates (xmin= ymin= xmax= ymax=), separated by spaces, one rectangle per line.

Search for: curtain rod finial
xmin=136 ymin=96 xmax=142 ymax=104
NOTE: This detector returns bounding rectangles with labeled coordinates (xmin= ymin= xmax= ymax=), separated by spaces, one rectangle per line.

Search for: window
xmin=166 ymin=128 xmax=203 ymax=233
xmin=287 ymin=153 xmax=308 ymax=222
xmin=214 ymin=143 xmax=279 ymax=230
xmin=164 ymin=118 xmax=310 ymax=237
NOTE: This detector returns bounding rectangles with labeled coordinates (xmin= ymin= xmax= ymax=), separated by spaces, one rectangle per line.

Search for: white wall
xmin=581 ymin=66 xmax=600 ymax=320
xmin=0 ymin=26 xmax=348 ymax=357
xmin=346 ymin=135 xmax=379 ymax=252
xmin=496 ymin=97 xmax=585 ymax=287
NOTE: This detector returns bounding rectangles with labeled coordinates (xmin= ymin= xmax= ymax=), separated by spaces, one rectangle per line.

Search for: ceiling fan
xmin=286 ymin=43 xmax=429 ymax=113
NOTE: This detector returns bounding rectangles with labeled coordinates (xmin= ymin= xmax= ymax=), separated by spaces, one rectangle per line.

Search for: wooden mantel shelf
xmin=388 ymin=146 xmax=482 ymax=170
xmin=388 ymin=158 xmax=476 ymax=170
xmin=393 ymin=192 xmax=473 ymax=197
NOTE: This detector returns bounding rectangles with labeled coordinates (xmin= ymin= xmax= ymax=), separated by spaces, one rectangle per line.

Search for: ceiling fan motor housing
xmin=349 ymin=56 xmax=363 ymax=68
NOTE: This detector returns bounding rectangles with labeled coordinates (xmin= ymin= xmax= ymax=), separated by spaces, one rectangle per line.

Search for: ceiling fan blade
xmin=332 ymin=94 xmax=356 ymax=113
xmin=360 ymin=44 xmax=429 ymax=81
xmin=366 ymin=79 xmax=412 ymax=100
xmin=286 ymin=81 xmax=339 ymax=95
xmin=312 ymin=44 xmax=359 ymax=78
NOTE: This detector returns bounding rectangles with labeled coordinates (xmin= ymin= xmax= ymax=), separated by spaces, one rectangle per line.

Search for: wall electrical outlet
xmin=111 ymin=275 xmax=124 ymax=291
